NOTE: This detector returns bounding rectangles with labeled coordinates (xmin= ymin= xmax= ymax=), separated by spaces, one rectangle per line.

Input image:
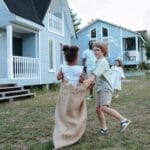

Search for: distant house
xmin=0 ymin=0 xmax=75 ymax=86
xmin=71 ymin=19 xmax=146 ymax=66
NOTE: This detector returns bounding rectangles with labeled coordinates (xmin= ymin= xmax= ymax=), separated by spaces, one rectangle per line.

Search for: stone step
xmin=0 ymin=93 xmax=36 ymax=103
xmin=0 ymin=89 xmax=30 ymax=97
xmin=0 ymin=86 xmax=22 ymax=92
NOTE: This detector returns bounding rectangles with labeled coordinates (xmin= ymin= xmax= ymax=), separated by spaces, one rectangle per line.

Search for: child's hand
xmin=87 ymin=83 xmax=95 ymax=90
xmin=83 ymin=79 xmax=92 ymax=89
xmin=57 ymin=71 xmax=63 ymax=80
xmin=83 ymin=76 xmax=95 ymax=89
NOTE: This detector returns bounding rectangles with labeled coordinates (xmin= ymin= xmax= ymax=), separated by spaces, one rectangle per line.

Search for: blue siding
xmin=72 ymin=20 xmax=139 ymax=66
xmin=0 ymin=1 xmax=15 ymax=26
xmin=38 ymin=10 xmax=72 ymax=84
xmin=0 ymin=33 xmax=7 ymax=78
xmin=0 ymin=0 xmax=74 ymax=85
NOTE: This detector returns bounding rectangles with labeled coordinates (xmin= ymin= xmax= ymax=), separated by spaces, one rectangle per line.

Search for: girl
xmin=111 ymin=59 xmax=125 ymax=98
xmin=84 ymin=42 xmax=131 ymax=134
xmin=53 ymin=45 xmax=87 ymax=149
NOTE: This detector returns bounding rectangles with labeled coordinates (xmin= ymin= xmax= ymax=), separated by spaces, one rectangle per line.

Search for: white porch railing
xmin=123 ymin=50 xmax=137 ymax=61
xmin=13 ymin=56 xmax=39 ymax=79
xmin=49 ymin=13 xmax=63 ymax=34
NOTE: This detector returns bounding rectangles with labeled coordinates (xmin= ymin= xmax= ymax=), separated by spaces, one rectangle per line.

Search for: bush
xmin=138 ymin=62 xmax=150 ymax=70
xmin=123 ymin=65 xmax=137 ymax=71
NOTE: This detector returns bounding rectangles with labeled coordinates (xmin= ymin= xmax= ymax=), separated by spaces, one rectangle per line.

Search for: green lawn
xmin=0 ymin=76 xmax=150 ymax=150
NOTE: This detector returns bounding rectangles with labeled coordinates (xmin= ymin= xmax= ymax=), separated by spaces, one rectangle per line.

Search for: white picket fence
xmin=13 ymin=56 xmax=39 ymax=79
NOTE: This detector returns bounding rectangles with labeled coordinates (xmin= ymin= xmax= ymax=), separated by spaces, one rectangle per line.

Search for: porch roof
xmin=4 ymin=0 xmax=51 ymax=26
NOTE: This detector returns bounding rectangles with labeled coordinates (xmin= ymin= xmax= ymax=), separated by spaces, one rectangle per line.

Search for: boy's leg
xmin=101 ymin=106 xmax=124 ymax=121
xmin=96 ymin=107 xmax=107 ymax=129
xmin=90 ymin=86 xmax=94 ymax=98
xmin=101 ymin=106 xmax=131 ymax=131
xmin=115 ymin=90 xmax=119 ymax=98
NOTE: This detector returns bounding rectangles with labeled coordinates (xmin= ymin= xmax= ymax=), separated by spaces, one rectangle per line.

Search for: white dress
xmin=110 ymin=66 xmax=125 ymax=90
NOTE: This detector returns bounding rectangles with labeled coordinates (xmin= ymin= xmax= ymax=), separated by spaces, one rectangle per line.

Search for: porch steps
xmin=0 ymin=83 xmax=16 ymax=87
xmin=0 ymin=84 xmax=35 ymax=103
xmin=0 ymin=93 xmax=35 ymax=102
xmin=0 ymin=86 xmax=23 ymax=92
xmin=0 ymin=89 xmax=30 ymax=97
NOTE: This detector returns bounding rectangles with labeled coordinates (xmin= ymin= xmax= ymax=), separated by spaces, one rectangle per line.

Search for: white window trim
xmin=101 ymin=26 xmax=110 ymax=58
xmin=48 ymin=38 xmax=56 ymax=73
xmin=59 ymin=41 xmax=65 ymax=66
xmin=48 ymin=11 xmax=64 ymax=37
xmin=89 ymin=28 xmax=97 ymax=40
xmin=101 ymin=26 xmax=109 ymax=38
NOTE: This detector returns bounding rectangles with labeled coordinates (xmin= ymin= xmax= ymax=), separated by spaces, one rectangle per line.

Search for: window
xmin=102 ymin=27 xmax=108 ymax=37
xmin=101 ymin=27 xmax=109 ymax=57
xmin=123 ymin=37 xmax=136 ymax=51
xmin=49 ymin=12 xmax=63 ymax=35
xmin=91 ymin=28 xmax=96 ymax=38
xmin=60 ymin=43 xmax=64 ymax=64
xmin=49 ymin=39 xmax=55 ymax=71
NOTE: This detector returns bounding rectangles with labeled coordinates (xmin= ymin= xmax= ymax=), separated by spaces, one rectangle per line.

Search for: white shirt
xmin=61 ymin=64 xmax=83 ymax=86
xmin=82 ymin=49 xmax=96 ymax=71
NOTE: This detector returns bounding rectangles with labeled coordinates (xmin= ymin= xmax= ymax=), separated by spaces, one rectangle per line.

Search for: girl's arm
xmin=120 ymin=67 xmax=125 ymax=79
xmin=57 ymin=70 xmax=63 ymax=80
xmin=79 ymin=72 xmax=85 ymax=83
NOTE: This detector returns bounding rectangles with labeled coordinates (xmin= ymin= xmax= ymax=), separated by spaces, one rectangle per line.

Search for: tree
xmin=70 ymin=9 xmax=82 ymax=33
xmin=143 ymin=33 xmax=150 ymax=59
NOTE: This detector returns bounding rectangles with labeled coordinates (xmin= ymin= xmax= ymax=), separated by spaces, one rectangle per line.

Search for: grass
xmin=0 ymin=76 xmax=150 ymax=150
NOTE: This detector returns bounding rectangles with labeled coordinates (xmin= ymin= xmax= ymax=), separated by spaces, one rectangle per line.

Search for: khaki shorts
xmin=96 ymin=90 xmax=112 ymax=107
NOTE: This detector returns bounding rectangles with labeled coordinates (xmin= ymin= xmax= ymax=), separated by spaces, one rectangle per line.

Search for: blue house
xmin=72 ymin=19 xmax=146 ymax=66
xmin=0 ymin=0 xmax=75 ymax=86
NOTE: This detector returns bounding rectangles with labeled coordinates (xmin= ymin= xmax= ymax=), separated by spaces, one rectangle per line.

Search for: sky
xmin=68 ymin=0 xmax=150 ymax=31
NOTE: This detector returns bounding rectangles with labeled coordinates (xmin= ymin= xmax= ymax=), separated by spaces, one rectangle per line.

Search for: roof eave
xmin=15 ymin=15 xmax=44 ymax=30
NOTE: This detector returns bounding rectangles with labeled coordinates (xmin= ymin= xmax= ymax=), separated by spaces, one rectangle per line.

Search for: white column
xmin=38 ymin=31 xmax=41 ymax=84
xmin=7 ymin=24 xmax=13 ymax=79
xmin=120 ymin=27 xmax=123 ymax=61
xmin=135 ymin=36 xmax=139 ymax=61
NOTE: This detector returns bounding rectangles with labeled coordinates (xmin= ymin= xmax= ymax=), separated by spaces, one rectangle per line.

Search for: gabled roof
xmin=77 ymin=19 xmax=140 ymax=36
xmin=4 ymin=0 xmax=51 ymax=25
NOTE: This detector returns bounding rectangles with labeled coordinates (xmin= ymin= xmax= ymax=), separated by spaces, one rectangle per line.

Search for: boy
xmin=84 ymin=42 xmax=131 ymax=133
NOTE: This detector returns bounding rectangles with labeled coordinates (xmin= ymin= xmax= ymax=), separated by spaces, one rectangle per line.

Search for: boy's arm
xmin=83 ymin=75 xmax=95 ymax=89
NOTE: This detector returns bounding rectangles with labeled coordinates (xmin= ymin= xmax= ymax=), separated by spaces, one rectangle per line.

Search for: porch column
xmin=7 ymin=24 xmax=13 ymax=79
xmin=38 ymin=31 xmax=42 ymax=84
xmin=135 ymin=36 xmax=139 ymax=62
xmin=120 ymin=27 xmax=123 ymax=61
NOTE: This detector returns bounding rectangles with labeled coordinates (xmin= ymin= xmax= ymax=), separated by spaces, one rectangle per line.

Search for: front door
xmin=13 ymin=37 xmax=23 ymax=56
